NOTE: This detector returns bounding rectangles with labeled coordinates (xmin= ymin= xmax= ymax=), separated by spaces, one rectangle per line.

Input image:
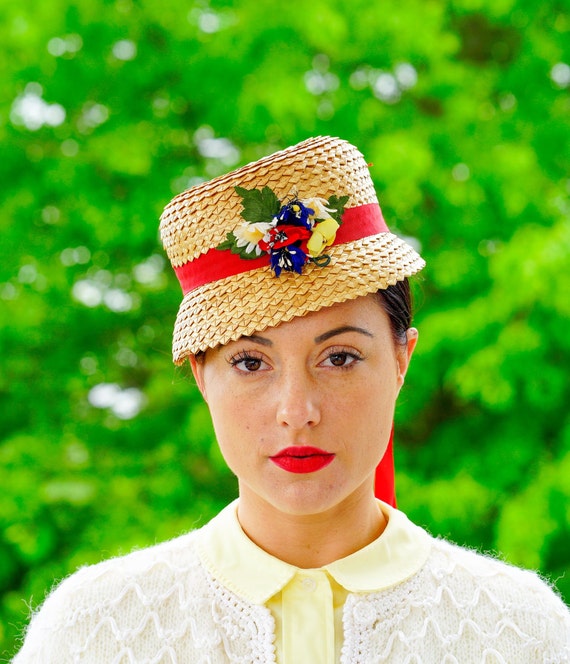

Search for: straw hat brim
xmin=172 ymin=231 xmax=425 ymax=363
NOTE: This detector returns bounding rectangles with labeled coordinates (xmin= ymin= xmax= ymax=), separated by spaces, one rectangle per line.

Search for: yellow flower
xmin=307 ymin=218 xmax=340 ymax=257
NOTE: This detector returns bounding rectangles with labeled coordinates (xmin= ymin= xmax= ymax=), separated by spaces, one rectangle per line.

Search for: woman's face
xmin=190 ymin=294 xmax=417 ymax=519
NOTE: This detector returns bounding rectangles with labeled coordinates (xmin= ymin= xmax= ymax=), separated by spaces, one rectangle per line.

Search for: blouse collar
xmin=195 ymin=499 xmax=431 ymax=605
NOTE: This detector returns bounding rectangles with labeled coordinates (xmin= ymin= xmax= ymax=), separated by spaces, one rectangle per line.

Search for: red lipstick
xmin=270 ymin=446 xmax=335 ymax=474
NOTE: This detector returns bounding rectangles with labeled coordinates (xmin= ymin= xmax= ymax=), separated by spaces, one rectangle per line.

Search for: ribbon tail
xmin=374 ymin=423 xmax=396 ymax=508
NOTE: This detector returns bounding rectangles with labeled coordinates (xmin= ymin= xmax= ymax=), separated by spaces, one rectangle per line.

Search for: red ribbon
xmin=375 ymin=424 xmax=396 ymax=507
xmin=174 ymin=202 xmax=389 ymax=294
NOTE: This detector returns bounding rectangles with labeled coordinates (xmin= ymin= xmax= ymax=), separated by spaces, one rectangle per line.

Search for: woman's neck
xmin=235 ymin=488 xmax=387 ymax=569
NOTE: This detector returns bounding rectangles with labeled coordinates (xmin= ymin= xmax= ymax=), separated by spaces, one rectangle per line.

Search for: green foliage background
xmin=1 ymin=0 xmax=569 ymax=656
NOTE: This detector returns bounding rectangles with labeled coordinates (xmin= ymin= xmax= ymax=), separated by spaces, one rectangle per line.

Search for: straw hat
xmin=160 ymin=135 xmax=425 ymax=364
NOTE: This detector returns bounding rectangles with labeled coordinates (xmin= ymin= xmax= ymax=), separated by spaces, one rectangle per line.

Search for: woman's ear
xmin=189 ymin=355 xmax=207 ymax=401
xmin=396 ymin=327 xmax=418 ymax=389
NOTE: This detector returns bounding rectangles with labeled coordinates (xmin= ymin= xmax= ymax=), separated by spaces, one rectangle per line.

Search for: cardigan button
xmin=353 ymin=601 xmax=376 ymax=626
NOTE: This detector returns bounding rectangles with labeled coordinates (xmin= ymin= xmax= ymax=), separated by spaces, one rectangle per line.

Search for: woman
xmin=14 ymin=136 xmax=570 ymax=662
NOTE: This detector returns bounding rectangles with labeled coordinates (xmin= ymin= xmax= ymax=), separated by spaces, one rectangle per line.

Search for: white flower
xmin=233 ymin=221 xmax=273 ymax=255
xmin=301 ymin=196 xmax=336 ymax=220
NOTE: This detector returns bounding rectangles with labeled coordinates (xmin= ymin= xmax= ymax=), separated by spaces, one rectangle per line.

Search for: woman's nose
xmin=275 ymin=371 xmax=321 ymax=430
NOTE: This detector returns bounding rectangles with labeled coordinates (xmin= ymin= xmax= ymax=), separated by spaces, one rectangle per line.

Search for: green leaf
xmin=235 ymin=185 xmax=281 ymax=222
xmin=237 ymin=246 xmax=262 ymax=260
xmin=327 ymin=195 xmax=350 ymax=224
xmin=217 ymin=233 xmax=235 ymax=251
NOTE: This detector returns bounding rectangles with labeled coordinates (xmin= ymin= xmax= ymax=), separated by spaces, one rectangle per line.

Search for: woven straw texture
xmin=159 ymin=136 xmax=425 ymax=363
xmin=160 ymin=136 xmax=378 ymax=266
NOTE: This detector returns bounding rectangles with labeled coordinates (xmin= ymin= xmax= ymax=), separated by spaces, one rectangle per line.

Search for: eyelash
xmin=322 ymin=347 xmax=364 ymax=369
xmin=228 ymin=350 xmax=265 ymax=372
xmin=227 ymin=347 xmax=364 ymax=373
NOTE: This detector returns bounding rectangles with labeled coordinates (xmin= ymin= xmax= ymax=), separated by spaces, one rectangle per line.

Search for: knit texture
xmin=13 ymin=525 xmax=570 ymax=663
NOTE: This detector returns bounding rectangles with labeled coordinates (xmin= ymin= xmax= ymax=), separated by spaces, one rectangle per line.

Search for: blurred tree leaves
xmin=1 ymin=0 xmax=569 ymax=656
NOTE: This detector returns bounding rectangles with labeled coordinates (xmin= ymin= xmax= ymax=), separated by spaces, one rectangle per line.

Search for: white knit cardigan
xmin=13 ymin=521 xmax=570 ymax=663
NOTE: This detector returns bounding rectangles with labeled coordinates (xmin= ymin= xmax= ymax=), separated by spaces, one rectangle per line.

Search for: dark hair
xmin=375 ymin=279 xmax=413 ymax=346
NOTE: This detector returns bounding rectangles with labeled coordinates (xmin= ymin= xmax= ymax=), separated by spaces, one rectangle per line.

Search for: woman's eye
xmin=240 ymin=357 xmax=262 ymax=371
xmin=329 ymin=353 xmax=350 ymax=367
xmin=322 ymin=351 xmax=361 ymax=368
xmin=229 ymin=353 xmax=266 ymax=373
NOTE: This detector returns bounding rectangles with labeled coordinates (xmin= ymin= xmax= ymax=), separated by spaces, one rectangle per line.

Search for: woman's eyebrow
xmin=314 ymin=326 xmax=374 ymax=344
xmin=242 ymin=334 xmax=273 ymax=347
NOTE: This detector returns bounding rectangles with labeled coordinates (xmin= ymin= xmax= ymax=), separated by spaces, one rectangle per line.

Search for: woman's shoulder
xmin=423 ymin=535 xmax=570 ymax=645
xmin=343 ymin=527 xmax=569 ymax=661
xmin=13 ymin=527 xmax=212 ymax=662
xmin=428 ymin=535 xmax=566 ymax=605
xmin=50 ymin=527 xmax=204 ymax=601
xmin=386 ymin=505 xmax=568 ymax=615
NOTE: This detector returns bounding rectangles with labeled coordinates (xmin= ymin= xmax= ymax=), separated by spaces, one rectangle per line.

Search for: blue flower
xmin=219 ymin=186 xmax=349 ymax=277
xmin=276 ymin=200 xmax=315 ymax=230
xmin=270 ymin=245 xmax=308 ymax=276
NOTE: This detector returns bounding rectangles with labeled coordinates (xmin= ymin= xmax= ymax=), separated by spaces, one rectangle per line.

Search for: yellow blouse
xmin=195 ymin=500 xmax=431 ymax=664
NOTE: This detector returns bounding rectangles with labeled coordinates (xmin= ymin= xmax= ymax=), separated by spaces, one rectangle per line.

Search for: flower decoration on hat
xmin=217 ymin=186 xmax=349 ymax=276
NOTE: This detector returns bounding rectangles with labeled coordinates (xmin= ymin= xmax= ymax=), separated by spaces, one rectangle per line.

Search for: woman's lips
xmin=269 ymin=446 xmax=335 ymax=474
